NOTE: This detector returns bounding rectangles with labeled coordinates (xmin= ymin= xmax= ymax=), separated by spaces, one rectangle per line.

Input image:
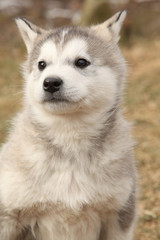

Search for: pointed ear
xmin=91 ymin=10 xmax=127 ymax=43
xmin=15 ymin=18 xmax=45 ymax=53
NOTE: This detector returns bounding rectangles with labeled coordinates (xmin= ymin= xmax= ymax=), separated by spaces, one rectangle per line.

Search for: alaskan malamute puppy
xmin=0 ymin=11 xmax=136 ymax=240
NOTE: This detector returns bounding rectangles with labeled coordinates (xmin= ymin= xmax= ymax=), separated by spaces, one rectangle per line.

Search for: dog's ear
xmin=15 ymin=18 xmax=45 ymax=53
xmin=91 ymin=10 xmax=127 ymax=43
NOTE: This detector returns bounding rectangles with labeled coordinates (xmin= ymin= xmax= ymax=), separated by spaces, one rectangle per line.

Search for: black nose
xmin=43 ymin=77 xmax=63 ymax=93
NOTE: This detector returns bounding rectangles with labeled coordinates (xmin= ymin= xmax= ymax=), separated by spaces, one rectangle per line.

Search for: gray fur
xmin=0 ymin=12 xmax=137 ymax=240
xmin=26 ymin=26 xmax=126 ymax=84
xmin=17 ymin=228 xmax=34 ymax=240
xmin=118 ymin=189 xmax=136 ymax=230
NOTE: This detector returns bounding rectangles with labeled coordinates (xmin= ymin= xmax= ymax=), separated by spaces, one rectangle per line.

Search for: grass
xmin=123 ymin=39 xmax=160 ymax=240
xmin=0 ymin=19 xmax=160 ymax=240
xmin=0 ymin=44 xmax=23 ymax=142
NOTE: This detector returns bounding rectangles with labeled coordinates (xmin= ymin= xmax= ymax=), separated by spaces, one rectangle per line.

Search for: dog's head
xmin=16 ymin=11 xmax=126 ymax=116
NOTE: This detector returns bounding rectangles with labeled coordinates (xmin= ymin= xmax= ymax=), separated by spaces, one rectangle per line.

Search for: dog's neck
xmin=19 ymin=104 xmax=129 ymax=182
xmin=29 ymin=104 xmax=117 ymax=139
xmin=23 ymin=102 xmax=121 ymax=157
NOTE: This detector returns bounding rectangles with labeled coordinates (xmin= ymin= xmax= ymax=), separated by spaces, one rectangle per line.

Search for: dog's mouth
xmin=43 ymin=96 xmax=69 ymax=103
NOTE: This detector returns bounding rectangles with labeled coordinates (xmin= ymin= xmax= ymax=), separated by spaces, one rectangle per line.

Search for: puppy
xmin=0 ymin=11 xmax=136 ymax=240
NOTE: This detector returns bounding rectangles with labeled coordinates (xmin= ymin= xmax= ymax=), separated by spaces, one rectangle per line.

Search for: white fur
xmin=91 ymin=11 xmax=127 ymax=43
xmin=0 ymin=12 xmax=136 ymax=240
xmin=26 ymin=38 xmax=118 ymax=116
xmin=16 ymin=18 xmax=38 ymax=53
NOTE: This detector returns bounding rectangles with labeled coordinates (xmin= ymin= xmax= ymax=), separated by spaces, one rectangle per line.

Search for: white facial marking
xmin=26 ymin=35 xmax=119 ymax=115
xmin=62 ymin=38 xmax=90 ymax=61
xmin=38 ymin=40 xmax=58 ymax=64
xmin=60 ymin=29 xmax=69 ymax=46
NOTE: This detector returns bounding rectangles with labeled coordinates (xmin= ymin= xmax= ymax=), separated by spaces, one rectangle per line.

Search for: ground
xmin=123 ymin=39 xmax=160 ymax=240
xmin=0 ymin=16 xmax=160 ymax=240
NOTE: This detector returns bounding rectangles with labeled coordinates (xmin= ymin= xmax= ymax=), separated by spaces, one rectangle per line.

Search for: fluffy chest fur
xmin=0 ymin=11 xmax=137 ymax=240
xmin=0 ymin=112 xmax=133 ymax=212
xmin=0 ymin=112 xmax=134 ymax=240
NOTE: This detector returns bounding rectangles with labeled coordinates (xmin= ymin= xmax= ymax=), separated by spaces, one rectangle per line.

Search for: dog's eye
xmin=38 ymin=61 xmax=47 ymax=71
xmin=75 ymin=58 xmax=90 ymax=69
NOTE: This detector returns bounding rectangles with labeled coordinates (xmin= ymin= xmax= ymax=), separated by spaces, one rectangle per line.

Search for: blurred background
xmin=0 ymin=0 xmax=160 ymax=239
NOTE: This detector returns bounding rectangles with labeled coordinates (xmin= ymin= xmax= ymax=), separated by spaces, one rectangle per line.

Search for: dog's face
xmin=16 ymin=11 xmax=126 ymax=115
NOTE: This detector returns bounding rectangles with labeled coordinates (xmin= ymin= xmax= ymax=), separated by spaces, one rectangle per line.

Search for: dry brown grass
xmin=123 ymin=40 xmax=160 ymax=240
xmin=0 ymin=20 xmax=160 ymax=239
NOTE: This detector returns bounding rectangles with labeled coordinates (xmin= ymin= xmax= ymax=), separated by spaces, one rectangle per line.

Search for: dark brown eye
xmin=38 ymin=61 xmax=46 ymax=71
xmin=75 ymin=58 xmax=90 ymax=69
